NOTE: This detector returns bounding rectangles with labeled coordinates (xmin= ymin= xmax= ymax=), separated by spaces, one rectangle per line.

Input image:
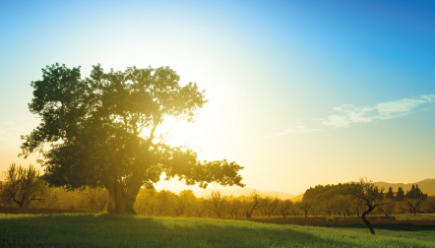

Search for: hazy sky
xmin=1 ymin=0 xmax=434 ymax=195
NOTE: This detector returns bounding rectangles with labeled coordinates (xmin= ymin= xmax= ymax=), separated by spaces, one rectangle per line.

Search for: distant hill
xmin=194 ymin=188 xmax=297 ymax=200
xmin=373 ymin=179 xmax=435 ymax=196
xmin=291 ymin=194 xmax=304 ymax=202
xmin=290 ymin=179 xmax=435 ymax=202
xmin=193 ymin=179 xmax=435 ymax=202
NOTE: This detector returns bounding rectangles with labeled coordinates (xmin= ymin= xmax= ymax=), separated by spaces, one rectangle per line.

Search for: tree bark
xmin=361 ymin=206 xmax=375 ymax=235
xmin=106 ymin=180 xmax=138 ymax=214
xmin=304 ymin=208 xmax=309 ymax=218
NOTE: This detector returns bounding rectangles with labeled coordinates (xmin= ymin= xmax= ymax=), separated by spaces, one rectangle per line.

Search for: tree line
xmin=2 ymin=163 xmax=434 ymax=220
xmin=301 ymin=181 xmax=430 ymax=218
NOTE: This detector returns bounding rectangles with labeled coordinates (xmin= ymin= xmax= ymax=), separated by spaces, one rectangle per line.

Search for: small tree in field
xmin=424 ymin=196 xmax=435 ymax=213
xmin=261 ymin=196 xmax=279 ymax=218
xmin=244 ymin=190 xmax=261 ymax=218
xmin=405 ymin=184 xmax=427 ymax=215
xmin=277 ymin=199 xmax=294 ymax=218
xmin=207 ymin=190 xmax=226 ymax=218
xmin=84 ymin=187 xmax=110 ymax=212
xmin=352 ymin=177 xmax=384 ymax=235
xmin=228 ymin=197 xmax=243 ymax=218
xmin=378 ymin=198 xmax=395 ymax=217
xmin=1 ymin=163 xmax=48 ymax=207
xmin=298 ymin=199 xmax=312 ymax=218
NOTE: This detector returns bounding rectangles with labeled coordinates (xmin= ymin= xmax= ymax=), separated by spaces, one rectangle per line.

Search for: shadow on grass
xmin=0 ymin=213 xmax=365 ymax=248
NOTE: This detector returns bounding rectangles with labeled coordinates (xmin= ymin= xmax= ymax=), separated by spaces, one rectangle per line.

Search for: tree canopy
xmin=20 ymin=63 xmax=245 ymax=214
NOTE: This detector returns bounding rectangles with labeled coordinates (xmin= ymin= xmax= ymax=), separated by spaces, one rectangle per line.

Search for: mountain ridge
xmin=373 ymin=178 xmax=435 ymax=196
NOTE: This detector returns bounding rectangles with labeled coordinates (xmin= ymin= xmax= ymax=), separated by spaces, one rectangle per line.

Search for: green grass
xmin=394 ymin=214 xmax=435 ymax=220
xmin=1 ymin=214 xmax=435 ymax=247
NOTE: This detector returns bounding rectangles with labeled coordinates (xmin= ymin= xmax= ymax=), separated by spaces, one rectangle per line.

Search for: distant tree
xmin=207 ymin=190 xmax=226 ymax=218
xmin=244 ymin=190 xmax=261 ymax=218
xmin=192 ymin=198 xmax=207 ymax=217
xmin=378 ymin=198 xmax=395 ymax=217
xmin=134 ymin=189 xmax=155 ymax=215
xmin=85 ymin=187 xmax=109 ymax=212
xmin=352 ymin=177 xmax=384 ymax=235
xmin=227 ymin=197 xmax=243 ymax=218
xmin=0 ymin=180 xmax=6 ymax=207
xmin=143 ymin=190 xmax=158 ymax=215
xmin=334 ymin=195 xmax=352 ymax=217
xmin=396 ymin=187 xmax=405 ymax=201
xmin=406 ymin=184 xmax=426 ymax=199
xmin=351 ymin=197 xmax=365 ymax=217
xmin=20 ymin=63 xmax=245 ymax=214
xmin=423 ymin=196 xmax=435 ymax=213
xmin=177 ymin=190 xmax=197 ymax=217
xmin=298 ymin=199 xmax=312 ymax=218
xmin=155 ymin=190 xmax=174 ymax=215
xmin=261 ymin=196 xmax=279 ymax=218
xmin=320 ymin=198 xmax=336 ymax=218
xmin=1 ymin=163 xmax=48 ymax=208
xmin=277 ymin=199 xmax=294 ymax=218
xmin=405 ymin=184 xmax=427 ymax=215
xmin=385 ymin=187 xmax=394 ymax=199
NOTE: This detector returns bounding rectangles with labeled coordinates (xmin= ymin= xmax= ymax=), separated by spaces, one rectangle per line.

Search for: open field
xmin=394 ymin=214 xmax=435 ymax=221
xmin=1 ymin=214 xmax=435 ymax=247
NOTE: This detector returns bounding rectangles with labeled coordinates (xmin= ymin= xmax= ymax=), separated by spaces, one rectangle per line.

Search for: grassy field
xmin=394 ymin=214 xmax=435 ymax=220
xmin=1 ymin=214 xmax=435 ymax=247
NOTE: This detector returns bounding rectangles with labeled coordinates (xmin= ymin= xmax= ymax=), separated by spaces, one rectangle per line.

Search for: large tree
xmin=20 ymin=63 xmax=245 ymax=214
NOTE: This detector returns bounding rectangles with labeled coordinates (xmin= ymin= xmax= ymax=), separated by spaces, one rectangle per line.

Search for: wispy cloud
xmin=269 ymin=94 xmax=435 ymax=137
xmin=320 ymin=94 xmax=435 ymax=128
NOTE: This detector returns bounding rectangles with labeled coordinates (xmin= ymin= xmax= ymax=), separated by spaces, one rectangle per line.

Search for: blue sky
xmin=0 ymin=0 xmax=434 ymax=194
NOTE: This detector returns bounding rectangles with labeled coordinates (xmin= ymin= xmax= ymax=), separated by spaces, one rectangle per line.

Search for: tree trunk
xmin=106 ymin=180 xmax=138 ymax=214
xmin=245 ymin=201 xmax=259 ymax=219
xmin=361 ymin=206 xmax=375 ymax=235
xmin=304 ymin=209 xmax=309 ymax=218
xmin=245 ymin=210 xmax=251 ymax=218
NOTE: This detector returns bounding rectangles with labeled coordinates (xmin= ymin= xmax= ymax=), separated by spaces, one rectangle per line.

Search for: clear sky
xmin=1 ymin=0 xmax=434 ymax=195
